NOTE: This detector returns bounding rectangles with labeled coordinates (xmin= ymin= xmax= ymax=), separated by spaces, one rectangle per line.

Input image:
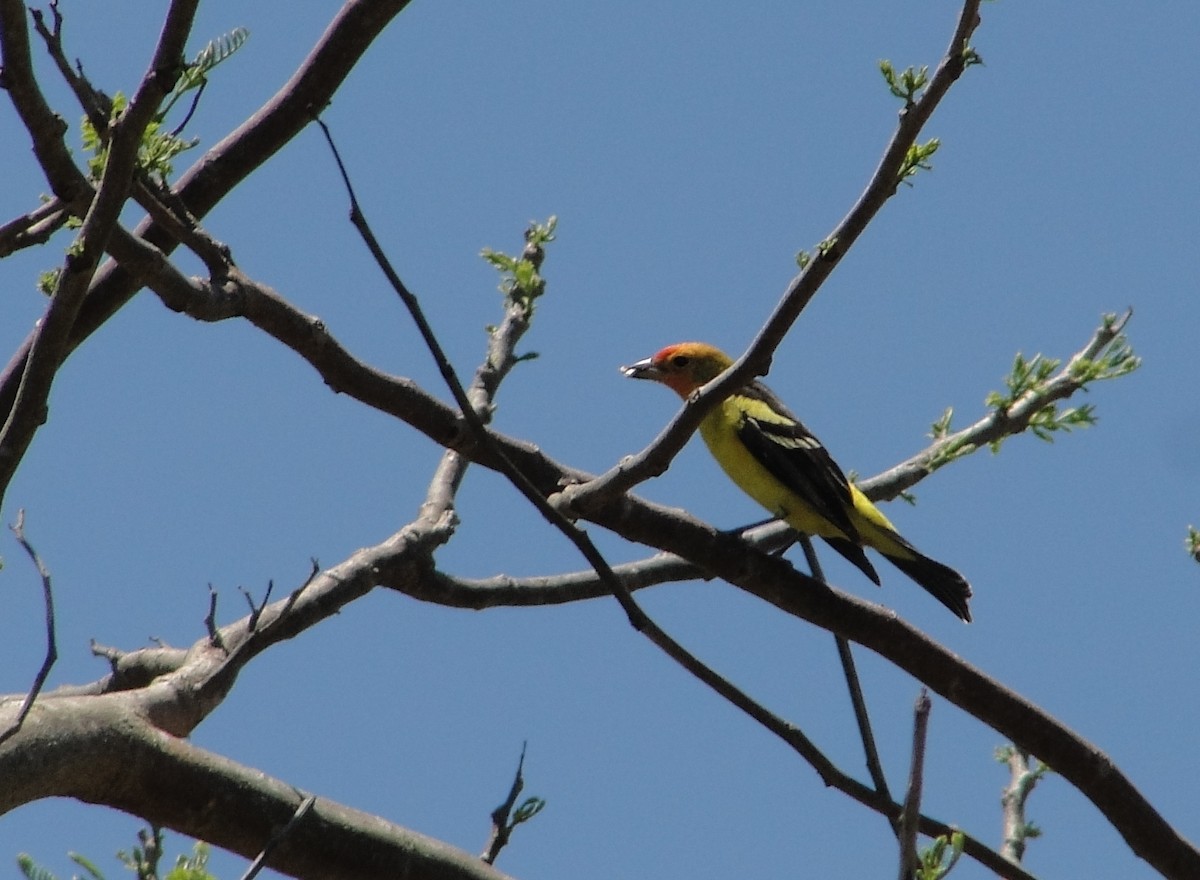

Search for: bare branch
xmin=240 ymin=794 xmax=316 ymax=880
xmin=29 ymin=0 xmax=112 ymax=131
xmin=800 ymin=535 xmax=894 ymax=808
xmin=241 ymin=579 xmax=276 ymax=632
xmin=80 ymin=641 xmax=188 ymax=694
xmin=481 ymin=743 xmax=536 ymax=865
xmin=0 ymin=698 xmax=516 ymax=880
xmin=421 ymin=223 xmax=546 ymax=523
xmin=205 ymin=585 xmax=225 ymax=650
xmin=0 ymin=510 xmax=58 ymax=745
xmin=0 ymin=0 xmax=198 ymax=510
xmin=897 ymin=691 xmax=932 ymax=880
xmin=0 ymin=198 xmax=69 ymax=257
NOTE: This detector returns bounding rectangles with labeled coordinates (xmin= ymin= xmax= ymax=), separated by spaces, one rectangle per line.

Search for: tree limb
xmin=0 ymin=694 xmax=515 ymax=880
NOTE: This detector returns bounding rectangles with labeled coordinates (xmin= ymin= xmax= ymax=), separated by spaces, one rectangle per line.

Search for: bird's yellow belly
xmin=698 ymin=404 xmax=847 ymax=539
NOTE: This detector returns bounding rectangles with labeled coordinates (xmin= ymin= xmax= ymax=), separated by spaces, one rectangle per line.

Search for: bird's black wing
xmin=733 ymin=381 xmax=863 ymax=545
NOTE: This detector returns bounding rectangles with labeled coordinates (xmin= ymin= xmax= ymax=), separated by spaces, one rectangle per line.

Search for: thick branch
xmin=0 ymin=695 xmax=514 ymax=880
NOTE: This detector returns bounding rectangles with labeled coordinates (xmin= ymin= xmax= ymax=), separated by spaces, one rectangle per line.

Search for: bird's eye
xmin=671 ymin=355 xmax=690 ymax=368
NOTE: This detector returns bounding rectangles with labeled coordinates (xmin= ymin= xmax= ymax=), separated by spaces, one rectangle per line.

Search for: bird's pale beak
xmin=620 ymin=356 xmax=661 ymax=381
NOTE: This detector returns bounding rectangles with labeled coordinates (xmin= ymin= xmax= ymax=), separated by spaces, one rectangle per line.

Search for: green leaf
xmin=480 ymin=217 xmax=557 ymax=318
xmin=879 ymin=60 xmax=929 ymax=103
xmin=898 ymin=138 xmax=940 ymax=186
xmin=37 ymin=267 xmax=62 ymax=297
xmin=17 ymin=854 xmax=60 ymax=880
xmin=929 ymin=406 xmax=954 ymax=439
xmin=67 ymin=852 xmax=105 ymax=880
xmin=1185 ymin=525 xmax=1200 ymax=563
xmin=511 ymin=796 xmax=546 ymax=825
xmin=159 ymin=27 xmax=250 ymax=121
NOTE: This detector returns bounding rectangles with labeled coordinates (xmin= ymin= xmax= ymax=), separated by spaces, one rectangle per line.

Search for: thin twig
xmin=239 ymin=794 xmax=317 ymax=880
xmin=866 ymin=309 xmax=1135 ymax=501
xmin=241 ymin=579 xmax=275 ymax=631
xmin=205 ymin=584 xmax=226 ymax=651
xmin=421 ymin=224 xmax=543 ymax=523
xmin=0 ymin=510 xmax=59 ymax=745
xmin=170 ymin=78 xmax=206 ymax=136
xmin=999 ymin=745 xmax=1046 ymax=865
xmin=0 ymin=198 xmax=69 ymax=257
xmin=897 ymin=690 xmax=932 ymax=880
xmin=799 ymin=535 xmax=893 ymax=808
xmin=481 ymin=742 xmax=529 ymax=864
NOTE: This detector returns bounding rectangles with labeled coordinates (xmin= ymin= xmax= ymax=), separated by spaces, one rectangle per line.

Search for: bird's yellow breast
xmin=697 ymin=396 xmax=847 ymax=539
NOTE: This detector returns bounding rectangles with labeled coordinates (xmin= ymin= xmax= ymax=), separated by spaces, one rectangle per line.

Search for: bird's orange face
xmin=621 ymin=342 xmax=734 ymax=398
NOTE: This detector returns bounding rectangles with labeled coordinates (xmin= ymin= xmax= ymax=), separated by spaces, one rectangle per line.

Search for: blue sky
xmin=2 ymin=1 xmax=1198 ymax=878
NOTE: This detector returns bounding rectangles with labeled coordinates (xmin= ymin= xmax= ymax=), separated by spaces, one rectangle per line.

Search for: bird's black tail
xmin=885 ymin=549 xmax=973 ymax=622
xmin=823 ymin=536 xmax=882 ymax=586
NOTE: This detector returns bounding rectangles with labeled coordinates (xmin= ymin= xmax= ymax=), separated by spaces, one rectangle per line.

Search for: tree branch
xmin=865 ymin=310 xmax=1135 ymax=501
xmin=0 ymin=510 xmax=58 ymax=745
xmin=999 ymin=744 xmax=1047 ymax=865
xmin=0 ymin=695 xmax=516 ymax=880
xmin=551 ymin=0 xmax=984 ymax=514
xmin=799 ymin=535 xmax=894 ymax=810
xmin=0 ymin=0 xmax=196 ymax=509
xmin=897 ymin=691 xmax=932 ymax=880
xmin=0 ymin=0 xmax=417 ymax=489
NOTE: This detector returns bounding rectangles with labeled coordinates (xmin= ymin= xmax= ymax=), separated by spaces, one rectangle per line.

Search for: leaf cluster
xmin=80 ymin=28 xmax=248 ymax=185
xmin=794 ymin=237 xmax=838 ymax=269
xmin=17 ymin=839 xmax=215 ymax=880
xmin=915 ymin=830 xmax=965 ymax=880
xmin=81 ymin=92 xmax=197 ymax=184
xmin=159 ymin=27 xmax=249 ymax=122
xmin=898 ymin=139 xmax=940 ymax=186
xmin=926 ymin=317 xmax=1140 ymax=470
xmin=480 ymin=215 xmax=557 ymax=319
xmin=880 ymin=60 xmax=929 ymax=105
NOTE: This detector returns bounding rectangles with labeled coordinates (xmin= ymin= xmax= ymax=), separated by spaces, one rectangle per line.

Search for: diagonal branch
xmin=897 ymin=690 xmax=932 ymax=880
xmin=0 ymin=198 xmax=69 ymax=257
xmin=799 ymin=535 xmax=894 ymax=810
xmin=865 ymin=310 xmax=1135 ymax=500
xmin=0 ymin=695 xmax=516 ymax=880
xmin=554 ymin=0 xmax=985 ymax=515
xmin=420 ymin=226 xmax=545 ymax=523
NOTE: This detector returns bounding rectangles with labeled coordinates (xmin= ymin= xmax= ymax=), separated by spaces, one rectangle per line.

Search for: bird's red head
xmin=621 ymin=342 xmax=734 ymax=398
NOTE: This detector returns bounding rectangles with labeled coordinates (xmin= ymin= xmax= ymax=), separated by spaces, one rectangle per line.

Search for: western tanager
xmin=622 ymin=342 xmax=972 ymax=621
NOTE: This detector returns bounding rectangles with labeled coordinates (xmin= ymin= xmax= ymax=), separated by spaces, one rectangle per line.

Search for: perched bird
xmin=621 ymin=342 xmax=972 ymax=621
